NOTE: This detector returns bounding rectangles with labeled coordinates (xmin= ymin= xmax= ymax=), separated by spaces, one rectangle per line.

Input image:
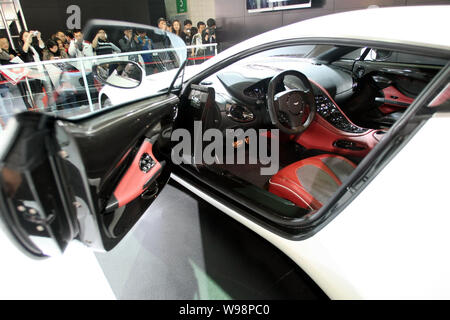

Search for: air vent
xmin=226 ymin=104 xmax=255 ymax=123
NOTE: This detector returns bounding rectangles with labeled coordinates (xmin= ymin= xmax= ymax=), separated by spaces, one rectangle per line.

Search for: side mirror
xmin=93 ymin=61 xmax=143 ymax=89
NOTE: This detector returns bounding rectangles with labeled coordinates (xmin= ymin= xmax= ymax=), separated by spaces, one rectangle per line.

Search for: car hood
xmin=197 ymin=5 xmax=450 ymax=76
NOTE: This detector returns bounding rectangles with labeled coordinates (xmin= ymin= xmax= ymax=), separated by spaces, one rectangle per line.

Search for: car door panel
xmin=354 ymin=60 xmax=440 ymax=110
xmin=341 ymin=59 xmax=442 ymax=128
xmin=377 ymin=85 xmax=415 ymax=114
xmin=59 ymin=95 xmax=177 ymax=248
xmin=104 ymin=136 xmax=165 ymax=213
xmin=0 ymin=93 xmax=178 ymax=257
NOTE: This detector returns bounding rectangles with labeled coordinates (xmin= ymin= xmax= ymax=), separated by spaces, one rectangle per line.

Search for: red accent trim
xmin=112 ymin=140 xmax=162 ymax=208
xmin=379 ymin=86 xmax=414 ymax=113
xmin=115 ymin=149 xmax=132 ymax=169
xmin=378 ymin=104 xmax=403 ymax=114
xmin=269 ymin=154 xmax=356 ymax=210
xmin=93 ymin=78 xmax=103 ymax=93
xmin=294 ymin=116 xmax=378 ymax=157
xmin=187 ymin=56 xmax=214 ymax=61
xmin=0 ymin=68 xmax=28 ymax=85
xmin=41 ymin=87 xmax=48 ymax=107
xmin=294 ymin=80 xmax=379 ymax=158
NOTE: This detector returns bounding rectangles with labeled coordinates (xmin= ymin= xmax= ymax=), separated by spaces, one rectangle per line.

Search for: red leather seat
xmin=269 ymin=154 xmax=356 ymax=210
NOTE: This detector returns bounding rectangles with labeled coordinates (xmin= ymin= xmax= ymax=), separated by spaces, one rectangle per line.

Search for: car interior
xmin=177 ymin=44 xmax=446 ymax=218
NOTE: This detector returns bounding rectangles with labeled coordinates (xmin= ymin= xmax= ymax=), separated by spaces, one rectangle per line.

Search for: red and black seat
xmin=269 ymin=154 xmax=356 ymax=210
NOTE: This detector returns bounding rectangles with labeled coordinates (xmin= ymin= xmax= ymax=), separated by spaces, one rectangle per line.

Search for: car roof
xmin=200 ymin=5 xmax=450 ymax=70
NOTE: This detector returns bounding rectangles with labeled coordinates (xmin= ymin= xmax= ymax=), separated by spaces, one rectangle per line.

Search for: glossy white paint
xmin=200 ymin=5 xmax=450 ymax=72
xmin=172 ymin=112 xmax=450 ymax=299
xmin=0 ymin=227 xmax=116 ymax=299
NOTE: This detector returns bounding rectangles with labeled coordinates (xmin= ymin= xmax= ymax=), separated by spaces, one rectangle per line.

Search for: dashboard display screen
xmin=247 ymin=0 xmax=312 ymax=13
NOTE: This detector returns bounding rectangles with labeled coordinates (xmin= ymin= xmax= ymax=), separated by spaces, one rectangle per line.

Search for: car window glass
xmin=0 ymin=22 xmax=217 ymax=128
xmin=364 ymin=49 xmax=446 ymax=66
xmin=395 ymin=53 xmax=447 ymax=66
xmin=340 ymin=48 xmax=363 ymax=60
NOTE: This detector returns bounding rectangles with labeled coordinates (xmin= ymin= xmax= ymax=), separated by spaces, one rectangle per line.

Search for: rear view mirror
xmin=93 ymin=61 xmax=143 ymax=89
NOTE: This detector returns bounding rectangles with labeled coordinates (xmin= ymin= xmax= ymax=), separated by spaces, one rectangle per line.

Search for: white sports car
xmin=0 ymin=6 xmax=449 ymax=300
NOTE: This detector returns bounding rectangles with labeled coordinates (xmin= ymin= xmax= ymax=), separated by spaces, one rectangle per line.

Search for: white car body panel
xmin=172 ymin=112 xmax=450 ymax=299
xmin=199 ymin=5 xmax=450 ymax=74
xmin=0 ymin=226 xmax=115 ymax=299
xmin=99 ymin=65 xmax=203 ymax=106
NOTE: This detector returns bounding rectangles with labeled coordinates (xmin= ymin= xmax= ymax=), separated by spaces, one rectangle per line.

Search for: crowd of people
xmin=0 ymin=16 xmax=218 ymax=66
xmin=156 ymin=17 xmax=218 ymax=59
xmin=0 ymin=17 xmax=218 ymax=111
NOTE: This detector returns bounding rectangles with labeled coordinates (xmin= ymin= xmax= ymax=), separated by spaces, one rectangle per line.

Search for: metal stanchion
xmin=24 ymin=77 xmax=35 ymax=108
xmin=80 ymin=61 xmax=94 ymax=112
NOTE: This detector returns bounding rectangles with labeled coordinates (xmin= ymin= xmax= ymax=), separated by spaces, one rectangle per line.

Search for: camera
xmin=206 ymin=27 xmax=215 ymax=36
xmin=32 ymin=31 xmax=39 ymax=37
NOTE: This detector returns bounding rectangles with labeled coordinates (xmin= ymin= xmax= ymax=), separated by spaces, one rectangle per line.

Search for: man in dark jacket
xmin=202 ymin=18 xmax=218 ymax=56
xmin=18 ymin=30 xmax=45 ymax=63
xmin=119 ymin=29 xmax=142 ymax=63
xmin=92 ymin=29 xmax=121 ymax=56
xmin=119 ymin=29 xmax=142 ymax=52
xmin=0 ymin=38 xmax=33 ymax=110
xmin=0 ymin=38 xmax=17 ymax=64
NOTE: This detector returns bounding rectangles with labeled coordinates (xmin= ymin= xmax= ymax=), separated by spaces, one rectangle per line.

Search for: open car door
xmin=0 ymin=20 xmax=186 ymax=258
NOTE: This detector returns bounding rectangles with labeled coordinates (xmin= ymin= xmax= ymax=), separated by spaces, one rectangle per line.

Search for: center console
xmin=295 ymin=81 xmax=380 ymax=158
xmin=315 ymin=94 xmax=367 ymax=134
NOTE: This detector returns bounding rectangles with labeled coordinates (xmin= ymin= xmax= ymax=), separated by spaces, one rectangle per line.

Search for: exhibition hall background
xmin=19 ymin=0 xmax=449 ymax=50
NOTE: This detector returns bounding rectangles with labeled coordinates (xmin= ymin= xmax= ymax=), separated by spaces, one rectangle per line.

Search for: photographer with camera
xmin=119 ymin=29 xmax=142 ymax=53
xmin=182 ymin=19 xmax=193 ymax=46
xmin=191 ymin=23 xmax=205 ymax=63
xmin=119 ymin=29 xmax=142 ymax=65
xmin=16 ymin=30 xmax=48 ymax=109
xmin=18 ymin=30 xmax=45 ymax=63
xmin=202 ymin=18 xmax=218 ymax=56
xmin=92 ymin=29 xmax=121 ymax=56
xmin=69 ymin=29 xmax=94 ymax=59
xmin=137 ymin=30 xmax=154 ymax=75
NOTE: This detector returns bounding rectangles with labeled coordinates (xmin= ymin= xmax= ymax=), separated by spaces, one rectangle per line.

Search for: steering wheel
xmin=267 ymin=70 xmax=316 ymax=135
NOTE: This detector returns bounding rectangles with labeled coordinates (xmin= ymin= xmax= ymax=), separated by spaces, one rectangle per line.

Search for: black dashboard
xmin=193 ymin=58 xmax=365 ymax=134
